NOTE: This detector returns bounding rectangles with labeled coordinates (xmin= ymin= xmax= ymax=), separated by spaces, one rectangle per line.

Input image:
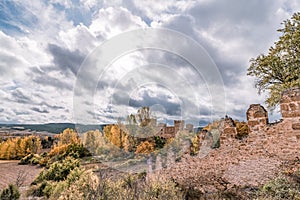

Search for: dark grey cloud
xmin=31 ymin=107 xmax=49 ymax=113
xmin=11 ymin=89 xmax=32 ymax=104
xmin=161 ymin=18 xmax=242 ymax=86
xmin=128 ymin=91 xmax=181 ymax=116
xmin=39 ymin=101 xmax=64 ymax=110
xmin=159 ymin=0 xmax=282 ymax=88
xmin=33 ymin=75 xmax=73 ymax=90
xmin=28 ymin=66 xmax=73 ymax=90
xmin=112 ymin=92 xmax=130 ymax=106
xmin=48 ymin=44 xmax=85 ymax=76
xmin=13 ymin=110 xmax=29 ymax=116
xmin=189 ymin=0 xmax=271 ymax=29
xmin=2 ymin=0 xmax=298 ymax=125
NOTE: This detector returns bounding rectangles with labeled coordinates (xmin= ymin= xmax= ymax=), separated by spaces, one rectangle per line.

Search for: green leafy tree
xmin=247 ymin=12 xmax=300 ymax=110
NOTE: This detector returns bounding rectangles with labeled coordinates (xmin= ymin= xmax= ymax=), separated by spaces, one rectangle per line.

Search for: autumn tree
xmin=0 ymin=136 xmax=42 ymax=160
xmin=57 ymin=128 xmax=81 ymax=146
xmin=247 ymin=12 xmax=300 ymax=110
xmin=83 ymin=130 xmax=104 ymax=154
xmin=48 ymin=129 xmax=89 ymax=160
xmin=135 ymin=141 xmax=155 ymax=154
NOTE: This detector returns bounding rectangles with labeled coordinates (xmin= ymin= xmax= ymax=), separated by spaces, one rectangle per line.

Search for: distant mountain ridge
xmin=0 ymin=123 xmax=104 ymax=134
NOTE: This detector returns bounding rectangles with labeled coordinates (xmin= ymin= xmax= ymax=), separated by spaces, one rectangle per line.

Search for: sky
xmin=0 ymin=0 xmax=299 ymax=125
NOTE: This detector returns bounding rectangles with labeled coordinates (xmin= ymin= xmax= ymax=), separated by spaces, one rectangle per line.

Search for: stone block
xmin=248 ymin=121 xmax=259 ymax=126
xmin=280 ymin=97 xmax=291 ymax=104
xmin=292 ymin=123 xmax=300 ymax=130
xmin=291 ymin=95 xmax=300 ymax=101
xmin=224 ymin=127 xmax=237 ymax=135
xmin=259 ymin=119 xmax=268 ymax=125
xmin=280 ymin=104 xmax=289 ymax=111
xmin=254 ymin=111 xmax=266 ymax=118
xmin=289 ymin=103 xmax=298 ymax=111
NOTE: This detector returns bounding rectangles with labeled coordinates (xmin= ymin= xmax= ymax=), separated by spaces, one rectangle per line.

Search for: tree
xmin=135 ymin=141 xmax=154 ymax=154
xmin=57 ymin=129 xmax=81 ymax=146
xmin=247 ymin=12 xmax=300 ymax=110
xmin=83 ymin=130 xmax=102 ymax=154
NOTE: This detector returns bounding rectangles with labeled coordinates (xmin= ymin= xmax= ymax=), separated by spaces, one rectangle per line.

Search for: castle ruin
xmin=246 ymin=87 xmax=300 ymax=134
xmin=246 ymin=104 xmax=268 ymax=133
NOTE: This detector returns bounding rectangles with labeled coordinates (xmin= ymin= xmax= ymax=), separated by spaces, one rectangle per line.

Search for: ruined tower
xmin=247 ymin=104 xmax=268 ymax=133
xmin=174 ymin=120 xmax=185 ymax=134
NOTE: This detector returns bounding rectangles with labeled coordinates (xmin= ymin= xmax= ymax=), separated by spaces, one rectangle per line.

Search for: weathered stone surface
xmin=280 ymin=104 xmax=289 ymax=111
xmin=282 ymin=112 xmax=300 ymax=118
xmin=152 ymin=87 xmax=300 ymax=195
xmin=247 ymin=104 xmax=268 ymax=133
xmin=223 ymin=159 xmax=281 ymax=187
xmin=292 ymin=123 xmax=300 ymax=130
xmin=289 ymin=103 xmax=298 ymax=111
xmin=292 ymin=95 xmax=300 ymax=102
xmin=248 ymin=121 xmax=259 ymax=126
xmin=224 ymin=127 xmax=237 ymax=135
xmin=254 ymin=111 xmax=266 ymax=118
xmin=159 ymin=117 xmax=300 ymax=194
xmin=280 ymin=87 xmax=300 ymax=118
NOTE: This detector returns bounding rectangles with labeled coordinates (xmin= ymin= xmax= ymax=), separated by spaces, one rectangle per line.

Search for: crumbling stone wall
xmin=280 ymin=87 xmax=300 ymax=118
xmin=185 ymin=124 xmax=194 ymax=132
xmin=247 ymin=104 xmax=268 ymax=133
xmin=155 ymin=87 xmax=300 ymax=194
xmin=220 ymin=116 xmax=237 ymax=145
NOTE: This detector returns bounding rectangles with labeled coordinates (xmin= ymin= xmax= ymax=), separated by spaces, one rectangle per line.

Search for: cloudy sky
xmin=0 ymin=0 xmax=299 ymax=125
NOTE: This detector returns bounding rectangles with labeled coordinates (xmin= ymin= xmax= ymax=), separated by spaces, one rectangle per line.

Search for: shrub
xmin=259 ymin=172 xmax=300 ymax=199
xmin=18 ymin=153 xmax=41 ymax=165
xmin=190 ymin=135 xmax=200 ymax=156
xmin=32 ymin=157 xmax=80 ymax=184
xmin=0 ymin=184 xmax=20 ymax=200
xmin=154 ymin=136 xmax=166 ymax=149
xmin=235 ymin=121 xmax=249 ymax=139
xmin=58 ymin=172 xmax=183 ymax=200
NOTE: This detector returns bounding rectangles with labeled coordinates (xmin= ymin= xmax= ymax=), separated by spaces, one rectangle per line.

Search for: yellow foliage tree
xmin=0 ymin=136 xmax=42 ymax=160
xmin=57 ymin=128 xmax=81 ymax=146
xmin=104 ymin=124 xmax=132 ymax=150
xmin=135 ymin=141 xmax=154 ymax=154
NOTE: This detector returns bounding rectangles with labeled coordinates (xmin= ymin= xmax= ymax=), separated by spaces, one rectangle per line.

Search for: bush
xmin=154 ymin=136 xmax=166 ymax=149
xmin=258 ymin=169 xmax=300 ymax=200
xmin=235 ymin=121 xmax=249 ymax=139
xmin=260 ymin=177 xmax=300 ymax=199
xmin=32 ymin=157 xmax=80 ymax=184
xmin=0 ymin=184 xmax=20 ymax=200
xmin=58 ymin=172 xmax=183 ymax=200
xmin=18 ymin=153 xmax=41 ymax=165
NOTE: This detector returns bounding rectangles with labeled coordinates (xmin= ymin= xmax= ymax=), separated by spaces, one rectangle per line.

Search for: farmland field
xmin=0 ymin=160 xmax=41 ymax=191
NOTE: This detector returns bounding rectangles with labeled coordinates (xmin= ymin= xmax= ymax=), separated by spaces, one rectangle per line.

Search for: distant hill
xmin=0 ymin=123 xmax=105 ymax=134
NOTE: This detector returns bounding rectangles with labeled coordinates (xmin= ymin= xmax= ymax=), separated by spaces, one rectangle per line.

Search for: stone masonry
xmin=280 ymin=87 xmax=300 ymax=118
xmin=247 ymin=104 xmax=268 ymax=133
xmin=220 ymin=116 xmax=237 ymax=145
xmin=156 ymin=87 xmax=300 ymax=194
